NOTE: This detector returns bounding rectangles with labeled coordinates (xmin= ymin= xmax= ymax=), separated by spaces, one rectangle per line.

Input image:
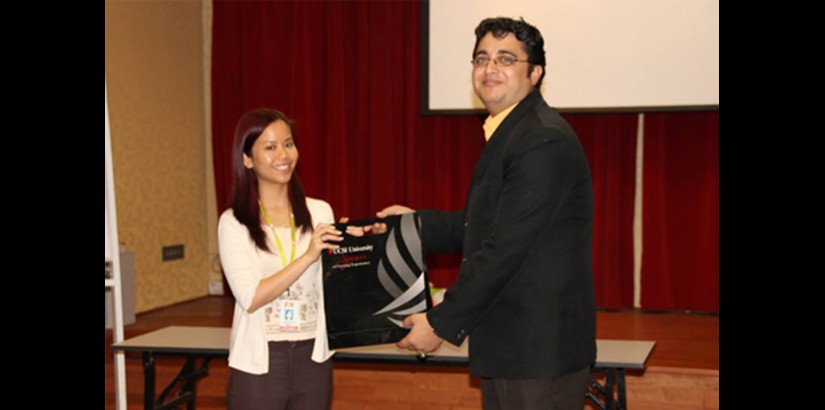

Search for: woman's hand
xmin=305 ymin=223 xmax=343 ymax=260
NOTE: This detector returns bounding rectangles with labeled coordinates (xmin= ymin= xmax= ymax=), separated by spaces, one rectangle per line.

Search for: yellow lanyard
xmin=259 ymin=202 xmax=297 ymax=270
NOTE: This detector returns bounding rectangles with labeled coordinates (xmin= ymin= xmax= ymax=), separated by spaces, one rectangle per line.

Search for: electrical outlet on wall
xmin=208 ymin=281 xmax=224 ymax=296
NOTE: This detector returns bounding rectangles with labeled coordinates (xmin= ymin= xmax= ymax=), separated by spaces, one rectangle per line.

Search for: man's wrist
xmin=430 ymin=323 xmax=442 ymax=339
xmin=425 ymin=313 xmax=440 ymax=338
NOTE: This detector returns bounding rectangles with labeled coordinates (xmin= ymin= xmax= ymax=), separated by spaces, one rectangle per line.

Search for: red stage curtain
xmin=641 ymin=112 xmax=719 ymax=312
xmin=565 ymin=113 xmax=638 ymax=309
xmin=211 ymin=1 xmax=481 ymax=288
xmin=211 ymin=1 xmax=715 ymax=309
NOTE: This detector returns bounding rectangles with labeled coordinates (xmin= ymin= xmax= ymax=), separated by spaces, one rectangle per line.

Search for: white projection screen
xmin=423 ymin=0 xmax=719 ymax=113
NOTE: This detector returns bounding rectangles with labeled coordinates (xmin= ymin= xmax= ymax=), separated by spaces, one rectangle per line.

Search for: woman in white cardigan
xmin=218 ymin=108 xmax=360 ymax=410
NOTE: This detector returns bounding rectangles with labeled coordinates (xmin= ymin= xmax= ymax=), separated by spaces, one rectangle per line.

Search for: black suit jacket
xmin=419 ymin=89 xmax=596 ymax=378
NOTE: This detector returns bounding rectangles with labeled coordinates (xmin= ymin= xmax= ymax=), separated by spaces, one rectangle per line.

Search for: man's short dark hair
xmin=473 ymin=17 xmax=547 ymax=88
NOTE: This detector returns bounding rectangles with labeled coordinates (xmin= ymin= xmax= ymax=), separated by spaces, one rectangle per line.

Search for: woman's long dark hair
xmin=228 ymin=108 xmax=312 ymax=252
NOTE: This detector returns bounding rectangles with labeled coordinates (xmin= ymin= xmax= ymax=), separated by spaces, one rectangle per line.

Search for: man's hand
xmin=377 ymin=205 xmax=415 ymax=218
xmin=396 ymin=313 xmax=443 ymax=355
xmin=338 ymin=217 xmax=385 ymax=236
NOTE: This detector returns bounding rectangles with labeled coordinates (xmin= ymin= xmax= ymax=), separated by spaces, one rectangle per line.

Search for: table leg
xmin=150 ymin=355 xmax=212 ymax=410
xmin=142 ymin=352 xmax=155 ymax=410
xmin=185 ymin=357 xmax=211 ymax=410
xmin=586 ymin=371 xmax=607 ymax=410
xmin=604 ymin=368 xmax=616 ymax=409
xmin=617 ymin=368 xmax=627 ymax=410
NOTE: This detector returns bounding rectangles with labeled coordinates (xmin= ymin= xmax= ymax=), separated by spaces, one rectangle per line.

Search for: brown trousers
xmin=481 ymin=366 xmax=591 ymax=410
xmin=227 ymin=339 xmax=332 ymax=410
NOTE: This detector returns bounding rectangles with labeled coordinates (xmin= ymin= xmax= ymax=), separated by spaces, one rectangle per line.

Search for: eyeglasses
xmin=471 ymin=55 xmax=530 ymax=68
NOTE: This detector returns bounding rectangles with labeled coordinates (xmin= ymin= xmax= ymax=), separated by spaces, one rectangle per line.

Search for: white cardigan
xmin=218 ymin=197 xmax=334 ymax=374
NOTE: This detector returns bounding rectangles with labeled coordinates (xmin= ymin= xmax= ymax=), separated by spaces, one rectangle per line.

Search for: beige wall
xmin=106 ymin=0 xmax=212 ymax=313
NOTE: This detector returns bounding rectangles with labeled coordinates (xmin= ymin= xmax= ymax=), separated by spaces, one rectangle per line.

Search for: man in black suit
xmin=379 ymin=17 xmax=596 ymax=409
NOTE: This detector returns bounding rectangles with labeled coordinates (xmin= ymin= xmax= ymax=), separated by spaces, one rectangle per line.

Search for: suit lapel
xmin=469 ymin=90 xmax=543 ymax=188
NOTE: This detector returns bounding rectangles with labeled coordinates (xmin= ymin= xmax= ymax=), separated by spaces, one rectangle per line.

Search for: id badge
xmin=279 ymin=298 xmax=301 ymax=331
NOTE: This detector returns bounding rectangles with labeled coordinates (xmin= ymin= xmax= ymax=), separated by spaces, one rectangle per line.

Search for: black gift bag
xmin=322 ymin=213 xmax=431 ymax=349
